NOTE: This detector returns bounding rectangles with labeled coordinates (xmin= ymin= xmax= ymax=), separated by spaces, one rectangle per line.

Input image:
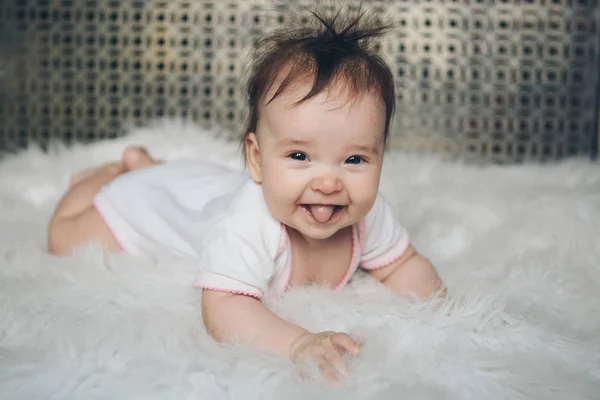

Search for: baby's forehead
xmin=262 ymin=76 xmax=379 ymax=111
xmin=259 ymin=81 xmax=386 ymax=143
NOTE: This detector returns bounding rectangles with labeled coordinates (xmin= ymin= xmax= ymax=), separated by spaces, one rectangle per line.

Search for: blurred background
xmin=0 ymin=0 xmax=598 ymax=163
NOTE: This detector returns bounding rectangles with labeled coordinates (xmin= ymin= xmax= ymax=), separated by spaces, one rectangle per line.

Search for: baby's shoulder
xmin=207 ymin=187 xmax=283 ymax=258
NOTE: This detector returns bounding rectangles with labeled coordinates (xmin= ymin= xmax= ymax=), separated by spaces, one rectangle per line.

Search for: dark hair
xmin=242 ymin=8 xmax=396 ymax=157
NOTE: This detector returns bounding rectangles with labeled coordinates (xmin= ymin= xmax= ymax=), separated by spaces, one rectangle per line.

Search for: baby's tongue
xmin=309 ymin=205 xmax=335 ymax=223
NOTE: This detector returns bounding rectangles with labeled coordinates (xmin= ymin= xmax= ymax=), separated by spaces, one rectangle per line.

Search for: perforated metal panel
xmin=0 ymin=0 xmax=598 ymax=162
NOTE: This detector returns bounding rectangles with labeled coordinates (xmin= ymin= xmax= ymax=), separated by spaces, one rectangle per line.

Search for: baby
xmin=48 ymin=10 xmax=444 ymax=384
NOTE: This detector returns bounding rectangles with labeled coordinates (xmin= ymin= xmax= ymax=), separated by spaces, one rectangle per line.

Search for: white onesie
xmin=94 ymin=160 xmax=410 ymax=299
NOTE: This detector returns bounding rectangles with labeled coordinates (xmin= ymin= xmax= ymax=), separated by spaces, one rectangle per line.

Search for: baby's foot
xmin=68 ymin=146 xmax=158 ymax=188
xmin=121 ymin=146 xmax=159 ymax=171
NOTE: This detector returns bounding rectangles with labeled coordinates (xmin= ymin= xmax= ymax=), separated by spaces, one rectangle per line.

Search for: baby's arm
xmin=202 ymin=290 xmax=360 ymax=383
xmin=202 ymin=289 xmax=307 ymax=357
xmin=368 ymin=245 xmax=445 ymax=299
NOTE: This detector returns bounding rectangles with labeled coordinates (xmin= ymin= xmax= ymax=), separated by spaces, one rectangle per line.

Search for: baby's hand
xmin=288 ymin=331 xmax=361 ymax=385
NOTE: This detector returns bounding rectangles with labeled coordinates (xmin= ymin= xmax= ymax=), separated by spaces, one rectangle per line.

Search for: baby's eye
xmin=288 ymin=152 xmax=308 ymax=161
xmin=345 ymin=155 xmax=364 ymax=165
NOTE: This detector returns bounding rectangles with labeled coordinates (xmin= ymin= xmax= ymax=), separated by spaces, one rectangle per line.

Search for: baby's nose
xmin=310 ymin=174 xmax=343 ymax=194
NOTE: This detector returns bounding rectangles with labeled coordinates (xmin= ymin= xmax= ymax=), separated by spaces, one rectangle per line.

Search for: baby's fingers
xmin=331 ymin=333 xmax=361 ymax=357
xmin=316 ymin=357 xmax=343 ymax=387
xmin=323 ymin=346 xmax=350 ymax=377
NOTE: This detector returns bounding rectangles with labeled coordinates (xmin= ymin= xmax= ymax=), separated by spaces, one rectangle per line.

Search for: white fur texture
xmin=0 ymin=120 xmax=599 ymax=399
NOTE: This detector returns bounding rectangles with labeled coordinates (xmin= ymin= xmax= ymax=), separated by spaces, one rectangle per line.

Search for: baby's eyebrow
xmin=352 ymin=144 xmax=380 ymax=156
xmin=277 ymin=138 xmax=312 ymax=148
xmin=276 ymin=138 xmax=380 ymax=156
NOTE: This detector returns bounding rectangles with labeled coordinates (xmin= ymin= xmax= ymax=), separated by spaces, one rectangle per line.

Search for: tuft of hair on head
xmin=241 ymin=4 xmax=396 ymax=159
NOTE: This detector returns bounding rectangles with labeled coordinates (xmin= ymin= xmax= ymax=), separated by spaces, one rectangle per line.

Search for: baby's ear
xmin=245 ymin=133 xmax=262 ymax=183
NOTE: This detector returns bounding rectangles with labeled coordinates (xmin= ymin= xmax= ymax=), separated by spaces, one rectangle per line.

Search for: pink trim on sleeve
xmin=194 ymin=272 xmax=263 ymax=298
xmin=360 ymin=238 xmax=410 ymax=270
xmin=193 ymin=284 xmax=262 ymax=300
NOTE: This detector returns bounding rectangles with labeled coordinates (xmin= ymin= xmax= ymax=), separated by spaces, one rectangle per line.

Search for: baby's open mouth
xmin=301 ymin=204 xmax=344 ymax=223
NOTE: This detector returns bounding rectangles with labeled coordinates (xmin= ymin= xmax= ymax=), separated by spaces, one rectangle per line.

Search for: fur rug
xmin=0 ymin=121 xmax=599 ymax=399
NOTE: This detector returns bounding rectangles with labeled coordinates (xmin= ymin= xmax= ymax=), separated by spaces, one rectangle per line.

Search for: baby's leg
xmin=48 ymin=146 xmax=159 ymax=255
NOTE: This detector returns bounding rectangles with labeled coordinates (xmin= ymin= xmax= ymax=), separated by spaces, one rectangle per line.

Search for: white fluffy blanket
xmin=1 ymin=121 xmax=599 ymax=399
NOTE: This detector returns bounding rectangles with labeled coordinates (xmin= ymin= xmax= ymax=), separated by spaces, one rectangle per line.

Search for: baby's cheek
xmin=354 ymin=189 xmax=378 ymax=218
xmin=263 ymin=181 xmax=294 ymax=212
xmin=352 ymin=175 xmax=378 ymax=199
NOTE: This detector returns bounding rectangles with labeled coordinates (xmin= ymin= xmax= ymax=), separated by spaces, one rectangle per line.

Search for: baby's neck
xmin=286 ymin=226 xmax=349 ymax=250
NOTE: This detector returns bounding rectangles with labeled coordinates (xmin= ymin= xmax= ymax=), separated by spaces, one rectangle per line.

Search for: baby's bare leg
xmin=48 ymin=146 xmax=159 ymax=255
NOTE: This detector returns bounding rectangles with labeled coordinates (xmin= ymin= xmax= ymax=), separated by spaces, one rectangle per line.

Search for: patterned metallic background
xmin=0 ymin=0 xmax=598 ymax=162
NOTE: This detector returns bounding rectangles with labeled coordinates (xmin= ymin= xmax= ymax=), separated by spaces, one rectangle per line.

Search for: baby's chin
xmin=296 ymin=228 xmax=340 ymax=241
xmin=285 ymin=220 xmax=357 ymax=241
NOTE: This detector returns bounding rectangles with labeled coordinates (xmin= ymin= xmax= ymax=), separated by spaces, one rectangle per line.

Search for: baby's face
xmin=246 ymin=82 xmax=386 ymax=240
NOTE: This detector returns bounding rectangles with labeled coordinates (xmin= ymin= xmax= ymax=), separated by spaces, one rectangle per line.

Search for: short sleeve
xmin=360 ymin=194 xmax=410 ymax=270
xmin=193 ymin=214 xmax=279 ymax=299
